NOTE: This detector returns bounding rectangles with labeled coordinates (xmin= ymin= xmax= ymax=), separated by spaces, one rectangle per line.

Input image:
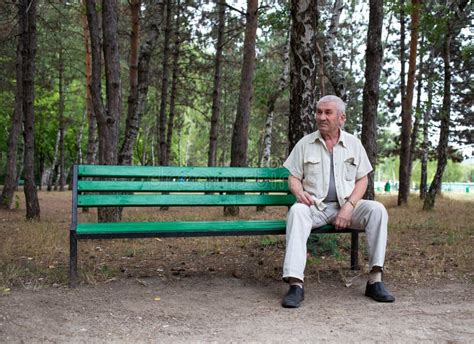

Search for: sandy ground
xmin=1 ymin=274 xmax=472 ymax=343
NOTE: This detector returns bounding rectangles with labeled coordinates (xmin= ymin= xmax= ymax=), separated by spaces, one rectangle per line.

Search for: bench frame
xmin=69 ymin=164 xmax=363 ymax=287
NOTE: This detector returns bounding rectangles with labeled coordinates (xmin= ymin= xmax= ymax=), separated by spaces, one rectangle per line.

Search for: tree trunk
xmin=165 ymin=0 xmax=182 ymax=166
xmin=408 ymin=35 xmax=425 ymax=193
xmin=424 ymin=53 xmax=450 ymax=207
xmin=77 ymin=111 xmax=87 ymax=165
xmin=420 ymin=50 xmax=434 ymax=199
xmin=229 ymin=0 xmax=258 ymax=168
xmin=119 ymin=0 xmax=140 ymax=165
xmin=57 ymin=49 xmax=66 ymax=191
xmin=208 ymin=0 xmax=226 ymax=167
xmin=86 ymin=0 xmax=122 ymax=221
xmin=101 ymin=0 xmax=122 ymax=165
xmin=314 ymin=40 xmax=325 ymax=98
xmin=288 ymin=0 xmax=318 ymax=151
xmin=85 ymin=0 xmax=105 ymax=158
xmin=257 ymin=37 xmax=290 ymax=212
xmin=82 ymin=3 xmax=97 ymax=166
xmin=261 ymin=37 xmax=290 ymax=168
xmin=157 ymin=0 xmax=173 ymax=166
xmin=20 ymin=0 xmax=40 ymax=220
xmin=225 ymin=0 xmax=258 ymax=216
xmin=398 ymin=0 xmax=420 ymax=205
xmin=119 ymin=0 xmax=165 ymax=165
xmin=0 ymin=32 xmax=23 ymax=209
xmin=323 ymin=0 xmax=346 ymax=101
xmin=99 ymin=0 xmax=122 ymax=222
xmin=423 ymin=1 xmax=468 ymax=210
xmin=47 ymin=130 xmax=60 ymax=191
xmin=361 ymin=0 xmax=384 ymax=201
xmin=72 ymin=110 xmax=87 ymax=191
xmin=348 ymin=0 xmax=357 ymax=74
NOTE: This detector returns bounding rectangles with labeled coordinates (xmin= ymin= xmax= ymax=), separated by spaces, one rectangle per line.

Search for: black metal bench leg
xmin=69 ymin=232 xmax=78 ymax=288
xmin=351 ymin=231 xmax=360 ymax=270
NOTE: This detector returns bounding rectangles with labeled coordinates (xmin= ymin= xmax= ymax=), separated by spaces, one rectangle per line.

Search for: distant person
xmin=384 ymin=181 xmax=391 ymax=193
xmin=281 ymin=95 xmax=395 ymax=308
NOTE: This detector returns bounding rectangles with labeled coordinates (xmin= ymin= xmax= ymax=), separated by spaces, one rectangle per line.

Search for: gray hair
xmin=317 ymin=95 xmax=346 ymax=115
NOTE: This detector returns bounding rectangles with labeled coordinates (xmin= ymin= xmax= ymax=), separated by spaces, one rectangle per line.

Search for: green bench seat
xmin=69 ymin=164 xmax=363 ymax=287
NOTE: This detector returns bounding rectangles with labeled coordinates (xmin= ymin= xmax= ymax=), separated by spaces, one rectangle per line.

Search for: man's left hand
xmin=333 ymin=203 xmax=353 ymax=230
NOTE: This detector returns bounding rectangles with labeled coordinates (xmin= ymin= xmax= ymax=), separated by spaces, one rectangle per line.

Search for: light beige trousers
xmin=282 ymin=200 xmax=388 ymax=282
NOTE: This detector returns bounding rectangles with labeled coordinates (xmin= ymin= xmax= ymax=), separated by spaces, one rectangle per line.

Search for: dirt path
xmin=1 ymin=275 xmax=472 ymax=343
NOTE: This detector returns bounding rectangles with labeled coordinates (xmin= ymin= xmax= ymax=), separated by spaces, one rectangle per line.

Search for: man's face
xmin=316 ymin=101 xmax=346 ymax=136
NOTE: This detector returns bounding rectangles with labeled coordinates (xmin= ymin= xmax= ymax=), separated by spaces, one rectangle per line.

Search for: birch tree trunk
xmin=288 ymin=0 xmax=318 ymax=151
xmin=20 ymin=0 xmax=40 ymax=220
xmin=398 ymin=0 xmax=420 ymax=205
xmin=225 ymin=0 xmax=258 ymax=216
xmin=361 ymin=0 xmax=384 ymax=201
xmin=74 ymin=110 xmax=86 ymax=173
xmin=261 ymin=38 xmax=290 ymax=168
xmin=257 ymin=37 xmax=290 ymax=212
xmin=323 ymin=0 xmax=346 ymax=100
xmin=1 ymin=33 xmax=23 ymax=209
xmin=208 ymin=0 xmax=226 ymax=167
xmin=118 ymin=0 xmax=165 ymax=165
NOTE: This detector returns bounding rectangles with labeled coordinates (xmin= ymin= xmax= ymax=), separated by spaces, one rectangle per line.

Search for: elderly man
xmin=281 ymin=95 xmax=395 ymax=308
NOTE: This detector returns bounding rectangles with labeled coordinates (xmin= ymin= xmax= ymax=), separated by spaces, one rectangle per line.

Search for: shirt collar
xmin=312 ymin=129 xmax=348 ymax=148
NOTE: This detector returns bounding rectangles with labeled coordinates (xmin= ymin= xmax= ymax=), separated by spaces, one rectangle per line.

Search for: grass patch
xmin=260 ymin=236 xmax=284 ymax=248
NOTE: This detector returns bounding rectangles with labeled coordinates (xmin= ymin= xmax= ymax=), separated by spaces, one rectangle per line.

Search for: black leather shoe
xmin=365 ymin=282 xmax=395 ymax=302
xmin=282 ymin=285 xmax=304 ymax=308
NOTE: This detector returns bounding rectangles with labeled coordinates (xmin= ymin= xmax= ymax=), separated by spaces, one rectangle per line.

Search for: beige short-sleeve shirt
xmin=283 ymin=130 xmax=373 ymax=207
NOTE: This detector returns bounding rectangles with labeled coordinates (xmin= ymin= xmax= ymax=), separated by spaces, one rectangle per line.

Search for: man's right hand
xmin=288 ymin=176 xmax=314 ymax=207
xmin=295 ymin=191 xmax=314 ymax=206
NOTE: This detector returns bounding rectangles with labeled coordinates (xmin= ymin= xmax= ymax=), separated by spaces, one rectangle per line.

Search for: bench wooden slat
xmin=78 ymin=180 xmax=289 ymax=192
xmin=78 ymin=165 xmax=290 ymax=179
xmin=76 ymin=220 xmax=339 ymax=236
xmin=77 ymin=194 xmax=296 ymax=207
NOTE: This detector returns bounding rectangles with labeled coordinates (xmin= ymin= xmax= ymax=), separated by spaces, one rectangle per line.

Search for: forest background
xmin=0 ymin=0 xmax=472 ymax=219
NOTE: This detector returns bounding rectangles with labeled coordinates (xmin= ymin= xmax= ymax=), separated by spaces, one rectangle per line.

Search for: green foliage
xmin=0 ymin=1 xmax=470 ymax=182
xmin=377 ymin=156 xmax=472 ymax=185
xmin=260 ymin=236 xmax=283 ymax=248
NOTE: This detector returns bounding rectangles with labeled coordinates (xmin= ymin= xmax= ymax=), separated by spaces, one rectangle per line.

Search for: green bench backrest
xmin=74 ymin=165 xmax=296 ymax=207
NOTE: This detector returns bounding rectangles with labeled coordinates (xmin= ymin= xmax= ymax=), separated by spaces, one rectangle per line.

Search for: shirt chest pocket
xmin=344 ymin=157 xmax=358 ymax=181
xmin=304 ymin=157 xmax=322 ymax=185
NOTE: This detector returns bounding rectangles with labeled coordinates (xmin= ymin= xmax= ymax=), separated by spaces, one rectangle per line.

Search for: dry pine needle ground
xmin=0 ymin=190 xmax=472 ymax=291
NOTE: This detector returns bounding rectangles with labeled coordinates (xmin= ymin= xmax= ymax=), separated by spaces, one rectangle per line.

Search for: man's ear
xmin=339 ymin=113 xmax=346 ymax=125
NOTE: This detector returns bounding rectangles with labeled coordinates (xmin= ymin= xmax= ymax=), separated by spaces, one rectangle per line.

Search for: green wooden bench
xmin=70 ymin=164 xmax=363 ymax=287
